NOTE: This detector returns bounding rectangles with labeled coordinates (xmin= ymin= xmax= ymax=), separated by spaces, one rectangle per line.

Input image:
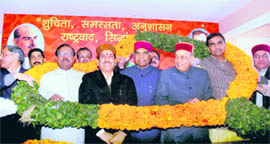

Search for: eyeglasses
xmin=59 ymin=51 xmax=73 ymax=57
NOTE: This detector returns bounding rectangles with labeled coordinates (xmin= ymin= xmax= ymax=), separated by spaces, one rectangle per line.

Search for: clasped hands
xmin=97 ymin=129 xmax=127 ymax=144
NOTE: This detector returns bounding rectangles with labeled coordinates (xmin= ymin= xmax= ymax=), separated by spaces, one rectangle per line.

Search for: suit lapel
xmin=265 ymin=67 xmax=270 ymax=79
xmin=110 ymin=71 xmax=120 ymax=96
xmin=96 ymin=71 xmax=111 ymax=96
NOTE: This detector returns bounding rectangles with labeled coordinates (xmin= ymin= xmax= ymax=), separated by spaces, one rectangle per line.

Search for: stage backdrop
xmin=1 ymin=14 xmax=219 ymax=62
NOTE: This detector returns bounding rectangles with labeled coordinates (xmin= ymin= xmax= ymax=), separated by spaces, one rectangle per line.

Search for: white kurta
xmin=0 ymin=97 xmax=17 ymax=117
xmin=38 ymin=68 xmax=85 ymax=144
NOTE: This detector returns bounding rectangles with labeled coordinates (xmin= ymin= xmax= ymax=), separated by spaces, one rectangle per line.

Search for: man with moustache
xmin=200 ymin=33 xmax=236 ymax=99
xmin=38 ymin=44 xmax=85 ymax=144
xmin=150 ymin=49 xmax=160 ymax=68
xmin=155 ymin=42 xmax=211 ymax=143
xmin=28 ymin=48 xmax=45 ymax=67
xmin=76 ymin=47 xmax=92 ymax=63
xmin=121 ymin=41 xmax=161 ymax=143
xmin=79 ymin=43 xmax=137 ymax=144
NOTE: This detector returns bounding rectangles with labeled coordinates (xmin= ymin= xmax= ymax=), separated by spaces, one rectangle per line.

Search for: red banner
xmin=2 ymin=14 xmax=219 ymax=62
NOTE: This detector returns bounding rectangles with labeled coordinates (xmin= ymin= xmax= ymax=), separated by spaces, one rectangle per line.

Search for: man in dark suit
xmin=0 ymin=45 xmax=39 ymax=143
xmin=155 ymin=42 xmax=212 ymax=143
xmin=79 ymin=43 xmax=137 ymax=144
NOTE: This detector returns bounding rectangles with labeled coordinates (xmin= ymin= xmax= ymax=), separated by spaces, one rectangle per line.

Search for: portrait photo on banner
xmin=7 ymin=23 xmax=45 ymax=53
xmin=188 ymin=28 xmax=210 ymax=42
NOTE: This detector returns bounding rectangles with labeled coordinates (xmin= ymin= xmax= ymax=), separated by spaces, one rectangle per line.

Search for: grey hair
xmin=3 ymin=45 xmax=25 ymax=64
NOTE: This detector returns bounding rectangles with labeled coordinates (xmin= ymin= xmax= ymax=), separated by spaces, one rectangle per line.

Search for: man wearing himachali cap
xmin=249 ymin=44 xmax=270 ymax=143
xmin=121 ymin=41 xmax=161 ymax=143
xmin=79 ymin=43 xmax=137 ymax=144
xmin=250 ymin=44 xmax=270 ymax=109
xmin=155 ymin=42 xmax=212 ymax=143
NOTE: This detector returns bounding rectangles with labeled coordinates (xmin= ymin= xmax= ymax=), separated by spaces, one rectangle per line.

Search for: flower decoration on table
xmin=11 ymin=31 xmax=264 ymax=138
xmin=24 ymin=139 xmax=73 ymax=144
xmin=98 ymin=99 xmax=227 ymax=131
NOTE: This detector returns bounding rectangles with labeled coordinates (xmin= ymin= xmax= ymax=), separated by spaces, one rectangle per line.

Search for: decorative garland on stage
xmin=24 ymin=139 xmax=73 ymax=144
xmin=12 ymin=32 xmax=269 ymax=138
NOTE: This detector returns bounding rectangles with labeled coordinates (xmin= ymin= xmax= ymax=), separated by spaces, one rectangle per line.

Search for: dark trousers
xmin=1 ymin=114 xmax=40 ymax=143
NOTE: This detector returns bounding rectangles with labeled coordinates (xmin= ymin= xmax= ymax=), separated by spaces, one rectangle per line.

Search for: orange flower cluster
xmin=25 ymin=61 xmax=98 ymax=84
xmin=72 ymin=60 xmax=98 ymax=73
xmin=98 ymin=99 xmax=227 ymax=130
xmin=25 ymin=62 xmax=58 ymax=85
xmin=225 ymin=43 xmax=258 ymax=99
xmin=24 ymin=139 xmax=73 ymax=144
xmin=114 ymin=35 xmax=136 ymax=58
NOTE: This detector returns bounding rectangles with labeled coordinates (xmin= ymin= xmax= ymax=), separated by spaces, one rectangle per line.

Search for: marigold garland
xmin=98 ymin=98 xmax=228 ymax=130
xmin=24 ymin=139 xmax=73 ymax=144
xmin=225 ymin=43 xmax=258 ymax=99
xmin=21 ymin=40 xmax=258 ymax=130
xmin=114 ymin=35 xmax=136 ymax=58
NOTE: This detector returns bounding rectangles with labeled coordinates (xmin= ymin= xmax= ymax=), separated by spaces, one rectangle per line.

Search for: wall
xmin=0 ymin=13 xmax=3 ymax=51
xmin=219 ymin=0 xmax=270 ymax=57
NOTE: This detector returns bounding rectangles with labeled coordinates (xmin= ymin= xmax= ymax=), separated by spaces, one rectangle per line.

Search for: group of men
xmin=1 ymin=29 xmax=270 ymax=143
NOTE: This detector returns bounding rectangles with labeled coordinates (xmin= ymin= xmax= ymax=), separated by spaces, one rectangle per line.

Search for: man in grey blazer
xmin=155 ymin=42 xmax=212 ymax=143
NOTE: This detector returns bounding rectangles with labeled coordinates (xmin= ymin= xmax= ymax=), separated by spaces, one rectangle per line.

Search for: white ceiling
xmin=0 ymin=0 xmax=251 ymax=22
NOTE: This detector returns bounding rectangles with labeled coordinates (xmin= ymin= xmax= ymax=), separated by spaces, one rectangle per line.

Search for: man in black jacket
xmin=79 ymin=43 xmax=137 ymax=144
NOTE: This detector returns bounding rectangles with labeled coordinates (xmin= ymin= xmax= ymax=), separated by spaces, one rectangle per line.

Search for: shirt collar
xmin=136 ymin=64 xmax=151 ymax=71
xmin=8 ymin=65 xmax=21 ymax=73
xmin=259 ymin=67 xmax=268 ymax=76
xmin=57 ymin=67 xmax=74 ymax=73
xmin=210 ymin=56 xmax=227 ymax=62
xmin=175 ymin=66 xmax=193 ymax=74
xmin=101 ymin=71 xmax=114 ymax=86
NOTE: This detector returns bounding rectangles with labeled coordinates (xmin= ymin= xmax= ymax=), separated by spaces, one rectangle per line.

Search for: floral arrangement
xmin=114 ymin=35 xmax=136 ymax=58
xmin=12 ymin=81 xmax=99 ymax=129
xmin=225 ymin=43 xmax=258 ymax=99
xmin=226 ymin=97 xmax=270 ymax=137
xmin=24 ymin=139 xmax=73 ymax=144
xmin=98 ymin=99 xmax=227 ymax=130
xmin=11 ymin=32 xmax=264 ymax=138
xmin=135 ymin=30 xmax=210 ymax=59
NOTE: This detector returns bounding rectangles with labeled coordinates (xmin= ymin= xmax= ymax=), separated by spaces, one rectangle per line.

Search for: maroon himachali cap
xmin=251 ymin=44 xmax=270 ymax=56
xmin=175 ymin=42 xmax=194 ymax=53
xmin=134 ymin=41 xmax=153 ymax=52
